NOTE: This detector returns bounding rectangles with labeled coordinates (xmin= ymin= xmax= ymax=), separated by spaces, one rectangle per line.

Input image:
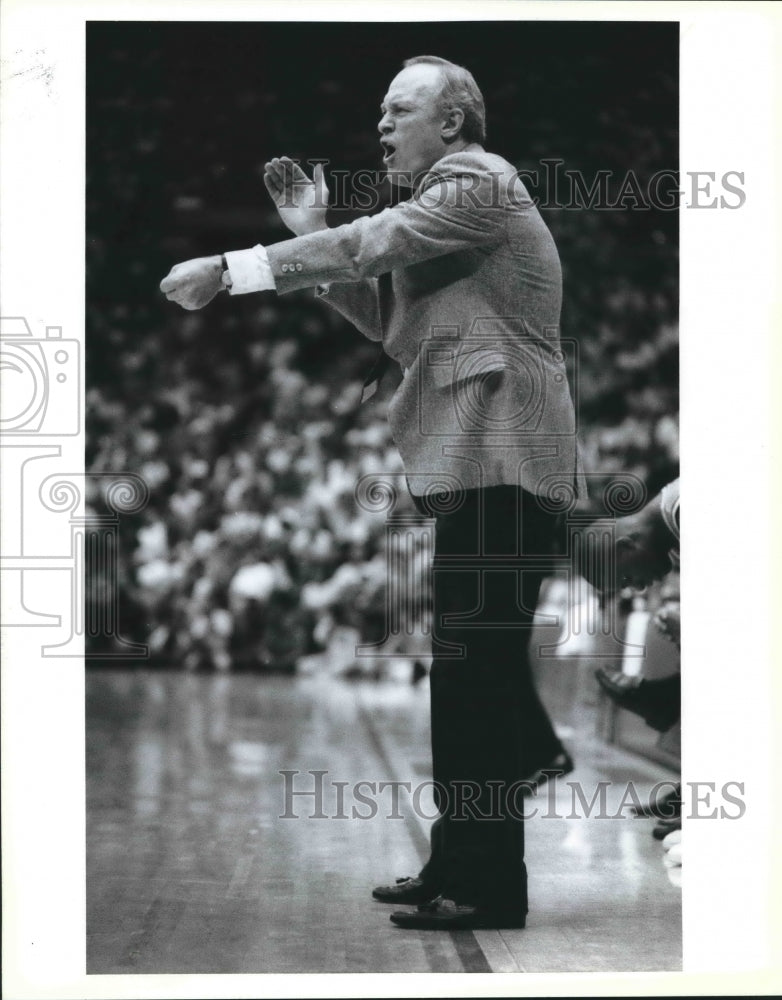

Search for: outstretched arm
xmin=160 ymin=153 xmax=507 ymax=308
xmin=160 ymin=157 xmax=329 ymax=310
xmin=261 ymin=155 xmax=507 ymax=292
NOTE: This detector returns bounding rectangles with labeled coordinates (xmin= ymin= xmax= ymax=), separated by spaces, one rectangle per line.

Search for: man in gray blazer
xmin=162 ymin=55 xmax=585 ymax=930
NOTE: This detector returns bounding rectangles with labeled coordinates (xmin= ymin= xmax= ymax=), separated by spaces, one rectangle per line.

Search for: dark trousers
xmin=414 ymin=485 xmax=564 ymax=911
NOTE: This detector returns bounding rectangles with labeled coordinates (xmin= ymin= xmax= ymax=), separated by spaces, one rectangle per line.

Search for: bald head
xmin=378 ymin=59 xmax=480 ymax=187
xmin=402 ymin=56 xmax=486 ymax=144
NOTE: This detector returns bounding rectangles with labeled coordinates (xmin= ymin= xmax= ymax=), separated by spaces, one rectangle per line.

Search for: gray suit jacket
xmin=265 ymin=145 xmax=586 ymax=500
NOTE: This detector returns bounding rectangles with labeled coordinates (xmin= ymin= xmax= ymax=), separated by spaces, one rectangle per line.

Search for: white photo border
xmin=1 ymin=0 xmax=780 ymax=997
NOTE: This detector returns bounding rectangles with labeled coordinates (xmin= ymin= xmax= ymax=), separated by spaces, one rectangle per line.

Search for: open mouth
xmin=381 ymin=141 xmax=396 ymax=163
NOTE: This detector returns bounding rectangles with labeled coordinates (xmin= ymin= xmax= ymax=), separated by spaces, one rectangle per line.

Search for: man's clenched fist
xmin=160 ymin=255 xmax=223 ymax=310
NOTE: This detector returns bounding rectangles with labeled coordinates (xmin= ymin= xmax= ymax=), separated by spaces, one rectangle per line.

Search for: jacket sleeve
xmin=265 ymin=154 xmax=510 ymax=294
xmin=315 ymin=279 xmax=382 ymax=342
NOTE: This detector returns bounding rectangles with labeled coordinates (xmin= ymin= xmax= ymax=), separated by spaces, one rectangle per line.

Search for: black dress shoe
xmin=372 ymin=876 xmax=438 ymax=904
xmin=390 ymin=895 xmax=527 ymax=930
xmin=520 ymin=751 xmax=574 ymax=796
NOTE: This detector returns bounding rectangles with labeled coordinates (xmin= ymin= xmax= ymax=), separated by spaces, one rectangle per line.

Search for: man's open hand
xmin=263 ymin=157 xmax=329 ymax=236
xmin=160 ymin=255 xmax=223 ymax=310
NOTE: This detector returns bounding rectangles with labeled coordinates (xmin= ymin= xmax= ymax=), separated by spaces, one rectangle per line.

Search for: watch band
xmin=220 ymin=254 xmax=233 ymax=289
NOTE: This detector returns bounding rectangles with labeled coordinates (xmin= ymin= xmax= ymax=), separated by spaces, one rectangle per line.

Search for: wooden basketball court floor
xmin=86 ymin=666 xmax=681 ymax=975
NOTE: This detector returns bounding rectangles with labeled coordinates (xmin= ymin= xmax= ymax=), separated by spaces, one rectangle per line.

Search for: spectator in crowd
xmin=583 ymin=478 xmax=682 ymax=846
xmin=591 ymin=477 xmax=680 ymax=727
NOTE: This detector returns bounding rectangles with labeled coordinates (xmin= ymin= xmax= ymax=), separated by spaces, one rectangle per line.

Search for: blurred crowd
xmin=87 ymin=322 xmax=434 ymax=671
xmin=85 ymin=291 xmax=677 ymax=671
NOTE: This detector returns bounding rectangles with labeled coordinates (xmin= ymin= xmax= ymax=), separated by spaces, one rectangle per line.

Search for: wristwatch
xmin=220 ymin=254 xmax=233 ymax=290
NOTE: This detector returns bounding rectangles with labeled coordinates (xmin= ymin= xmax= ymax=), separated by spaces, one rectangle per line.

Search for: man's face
xmin=378 ymin=64 xmax=450 ymax=188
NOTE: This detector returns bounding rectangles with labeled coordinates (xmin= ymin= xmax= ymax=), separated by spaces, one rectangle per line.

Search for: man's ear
xmin=441 ymin=106 xmax=464 ymax=141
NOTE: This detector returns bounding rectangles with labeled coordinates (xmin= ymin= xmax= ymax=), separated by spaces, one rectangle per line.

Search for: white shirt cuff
xmin=223 ymin=245 xmax=276 ymax=295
